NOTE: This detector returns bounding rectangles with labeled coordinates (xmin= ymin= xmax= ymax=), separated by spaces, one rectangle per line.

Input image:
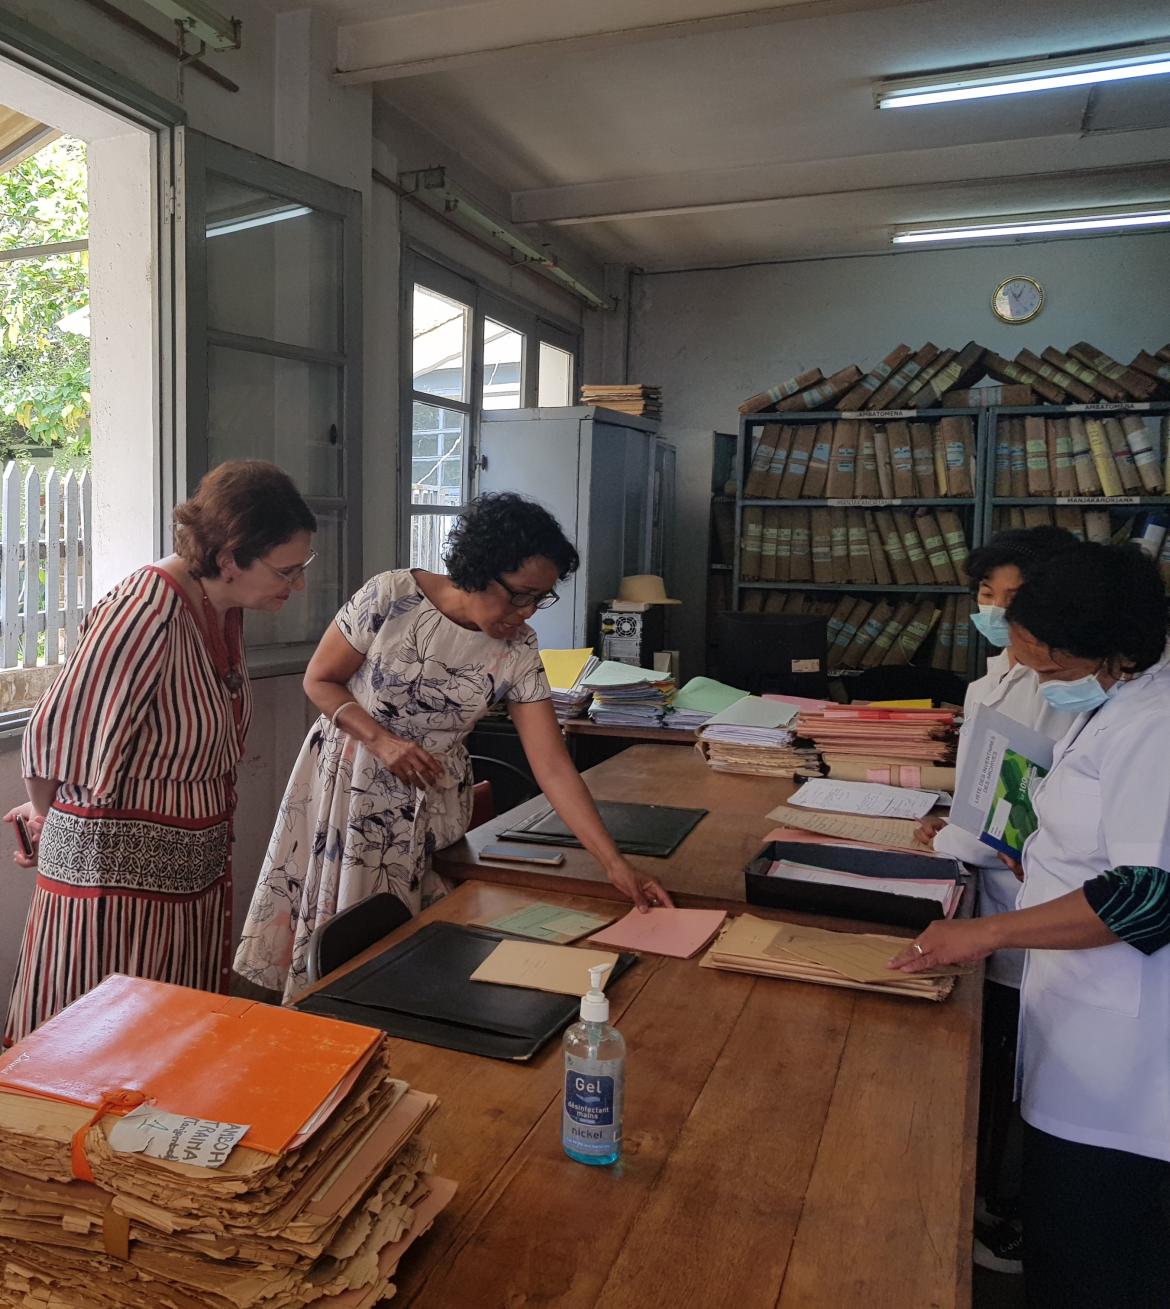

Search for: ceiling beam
xmin=334 ymin=0 xmax=926 ymax=84
xmin=510 ymin=128 xmax=1170 ymax=226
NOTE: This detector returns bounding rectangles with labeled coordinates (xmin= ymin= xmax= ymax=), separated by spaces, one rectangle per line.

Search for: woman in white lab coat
xmin=892 ymin=541 xmax=1170 ymax=1308
xmin=917 ymin=526 xmax=1077 ymax=1270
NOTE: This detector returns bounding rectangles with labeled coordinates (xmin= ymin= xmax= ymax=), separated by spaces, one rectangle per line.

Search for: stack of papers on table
xmin=541 ymin=648 xmax=599 ymax=720
xmin=0 ymin=974 xmax=455 ymax=1309
xmin=585 ymin=660 xmax=674 ymax=727
xmin=701 ymin=914 xmax=960 ymax=1001
xmin=787 ymin=777 xmax=940 ymax=821
xmin=697 ymin=695 xmax=822 ymax=776
xmin=662 ymin=676 xmax=747 ymax=732
xmin=766 ymin=857 xmax=963 ymax=919
xmin=795 ymin=704 xmax=958 ymax=767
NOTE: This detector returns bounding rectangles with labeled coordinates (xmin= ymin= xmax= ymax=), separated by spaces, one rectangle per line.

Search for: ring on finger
xmin=912 ymin=941 xmax=925 ymax=957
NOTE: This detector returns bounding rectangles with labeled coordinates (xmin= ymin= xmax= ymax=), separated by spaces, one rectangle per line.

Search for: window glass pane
xmin=208 ymin=346 xmax=342 ymax=497
xmin=410 ymin=512 xmax=458 ymax=573
xmin=206 ymin=172 xmax=341 ymax=353
xmin=411 ymin=401 xmax=465 ymax=507
xmin=244 ymin=507 xmax=341 ymax=646
xmin=538 ymin=342 xmax=574 ymax=406
xmin=482 ymin=318 xmax=524 ymax=410
xmin=413 ymin=285 xmax=469 ymax=402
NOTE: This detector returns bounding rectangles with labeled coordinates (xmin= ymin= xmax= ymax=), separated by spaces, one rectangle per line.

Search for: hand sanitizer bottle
xmin=562 ymin=963 xmax=625 ymax=1166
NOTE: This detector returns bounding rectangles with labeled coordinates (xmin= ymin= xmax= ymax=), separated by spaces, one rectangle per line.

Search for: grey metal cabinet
xmin=479 ymin=406 xmax=669 ymax=649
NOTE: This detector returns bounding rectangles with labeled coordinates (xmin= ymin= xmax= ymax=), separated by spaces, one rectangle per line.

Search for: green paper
xmin=672 ymin=676 xmax=748 ymax=714
xmin=485 ymin=903 xmax=616 ymax=944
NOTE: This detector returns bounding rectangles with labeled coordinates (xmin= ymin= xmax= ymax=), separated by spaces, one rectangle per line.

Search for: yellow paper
xmin=765 ymin=803 xmax=921 ymax=851
xmin=865 ymin=698 xmax=932 ymax=708
xmin=540 ymin=648 xmax=596 ymax=690
xmin=469 ymin=940 xmax=618 ymax=996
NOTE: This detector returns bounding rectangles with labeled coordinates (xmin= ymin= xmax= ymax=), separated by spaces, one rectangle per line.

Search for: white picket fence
xmin=0 ymin=463 xmax=92 ymax=669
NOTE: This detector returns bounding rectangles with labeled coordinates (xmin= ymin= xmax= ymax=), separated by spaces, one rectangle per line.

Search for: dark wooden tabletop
xmin=306 ymin=880 xmax=978 ymax=1308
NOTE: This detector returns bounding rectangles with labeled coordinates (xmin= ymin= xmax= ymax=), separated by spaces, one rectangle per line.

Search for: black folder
xmin=496 ymin=800 xmax=707 ymax=858
xmin=294 ymin=921 xmax=636 ymax=1062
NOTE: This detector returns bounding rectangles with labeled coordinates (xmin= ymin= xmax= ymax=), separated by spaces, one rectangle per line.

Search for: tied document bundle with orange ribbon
xmin=0 ymin=974 xmax=456 ymax=1309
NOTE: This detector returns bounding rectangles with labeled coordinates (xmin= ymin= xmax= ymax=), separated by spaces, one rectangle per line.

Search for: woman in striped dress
xmin=3 ymin=460 xmax=316 ymax=1044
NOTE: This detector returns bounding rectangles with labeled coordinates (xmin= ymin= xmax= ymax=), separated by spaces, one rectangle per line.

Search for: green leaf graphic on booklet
xmin=983 ymin=749 xmax=1048 ymax=857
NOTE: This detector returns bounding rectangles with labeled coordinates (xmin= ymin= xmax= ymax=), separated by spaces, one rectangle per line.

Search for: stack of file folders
xmin=662 ymin=676 xmax=748 ymax=732
xmin=697 ymin=695 xmax=822 ymax=776
xmin=585 ymin=660 xmax=674 ymax=727
xmin=701 ymin=914 xmax=959 ymax=1002
xmin=579 ymin=383 xmax=662 ymax=419
xmin=0 ymin=974 xmax=455 ymax=1309
xmin=795 ymin=704 xmax=958 ymax=768
xmin=540 ymin=648 xmax=598 ymax=721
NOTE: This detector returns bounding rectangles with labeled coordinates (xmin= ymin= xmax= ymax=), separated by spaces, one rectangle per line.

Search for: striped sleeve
xmin=21 ymin=570 xmax=173 ymax=800
xmin=1083 ymin=866 xmax=1170 ymax=956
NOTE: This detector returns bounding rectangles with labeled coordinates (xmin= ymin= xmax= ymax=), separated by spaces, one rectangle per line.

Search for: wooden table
xmin=560 ymin=720 xmax=697 ymax=769
xmin=308 ymin=880 xmax=978 ymax=1308
xmin=438 ymin=743 xmax=804 ymax=908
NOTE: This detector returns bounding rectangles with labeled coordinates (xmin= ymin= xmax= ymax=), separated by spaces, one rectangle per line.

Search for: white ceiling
xmin=305 ymin=0 xmax=1170 ymax=269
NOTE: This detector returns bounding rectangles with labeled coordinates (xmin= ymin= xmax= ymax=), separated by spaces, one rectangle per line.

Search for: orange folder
xmin=0 ymin=974 xmax=381 ymax=1156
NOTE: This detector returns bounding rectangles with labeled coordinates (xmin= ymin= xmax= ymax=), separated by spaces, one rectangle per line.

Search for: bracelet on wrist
xmin=330 ymin=699 xmax=359 ymax=729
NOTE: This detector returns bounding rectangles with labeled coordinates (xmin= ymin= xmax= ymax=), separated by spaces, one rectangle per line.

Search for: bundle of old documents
xmin=697 ymin=695 xmax=821 ymax=777
xmin=0 ymin=974 xmax=455 ymax=1308
xmin=701 ymin=914 xmax=959 ymax=1001
xmin=579 ymin=383 xmax=662 ymax=419
xmin=795 ymin=704 xmax=958 ymax=767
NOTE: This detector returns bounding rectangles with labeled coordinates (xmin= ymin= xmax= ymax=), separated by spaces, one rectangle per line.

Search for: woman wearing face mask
xmin=235 ymin=492 xmax=673 ymax=1002
xmin=914 ymin=525 xmax=1077 ymax=1270
xmin=892 ymin=541 xmax=1170 ymax=1308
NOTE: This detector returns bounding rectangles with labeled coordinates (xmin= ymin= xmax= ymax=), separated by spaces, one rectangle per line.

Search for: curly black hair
xmin=443 ymin=492 xmax=580 ymax=592
xmin=962 ymin=525 xmax=1078 ymax=591
xmin=1006 ymin=541 xmax=1168 ymax=672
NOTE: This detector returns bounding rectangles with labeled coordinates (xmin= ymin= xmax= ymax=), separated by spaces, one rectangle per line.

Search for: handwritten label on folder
xmin=108 ymin=1105 xmax=250 ymax=1168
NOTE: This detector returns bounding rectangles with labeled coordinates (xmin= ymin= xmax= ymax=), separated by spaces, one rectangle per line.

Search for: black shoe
xmin=973 ymin=1218 xmax=1023 ymax=1275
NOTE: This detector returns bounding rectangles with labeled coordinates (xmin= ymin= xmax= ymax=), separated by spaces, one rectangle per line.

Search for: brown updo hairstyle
xmin=174 ymin=460 xmax=317 ymax=579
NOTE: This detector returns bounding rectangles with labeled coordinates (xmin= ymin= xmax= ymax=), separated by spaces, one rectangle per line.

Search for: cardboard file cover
xmin=0 ymin=974 xmax=382 ymax=1155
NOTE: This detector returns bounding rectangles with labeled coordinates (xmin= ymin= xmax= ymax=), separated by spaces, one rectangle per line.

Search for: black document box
xmin=744 ymin=840 xmax=966 ymax=931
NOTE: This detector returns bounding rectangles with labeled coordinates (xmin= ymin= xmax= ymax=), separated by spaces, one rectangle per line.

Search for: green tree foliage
xmin=0 ymin=135 xmax=90 ymax=460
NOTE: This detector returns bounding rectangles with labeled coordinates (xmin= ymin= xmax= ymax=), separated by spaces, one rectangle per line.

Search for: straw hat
xmin=615 ymin=575 xmax=681 ymax=605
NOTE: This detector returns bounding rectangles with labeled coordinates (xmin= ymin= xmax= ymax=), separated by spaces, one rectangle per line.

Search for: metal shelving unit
xmin=731 ymin=406 xmax=988 ymax=679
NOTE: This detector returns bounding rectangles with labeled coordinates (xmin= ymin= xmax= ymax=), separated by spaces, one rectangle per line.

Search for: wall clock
xmin=992 ymin=276 xmax=1044 ymax=325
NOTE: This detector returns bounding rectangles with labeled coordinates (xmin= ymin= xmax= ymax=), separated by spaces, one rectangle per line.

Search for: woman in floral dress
xmin=235 ymin=493 xmax=671 ymax=1000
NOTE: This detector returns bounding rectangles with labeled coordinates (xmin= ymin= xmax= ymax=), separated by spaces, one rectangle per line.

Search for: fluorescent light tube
xmin=878 ymin=40 xmax=1170 ymax=109
xmin=892 ymin=207 xmax=1170 ymax=245
xmin=206 ymin=205 xmax=312 ymax=238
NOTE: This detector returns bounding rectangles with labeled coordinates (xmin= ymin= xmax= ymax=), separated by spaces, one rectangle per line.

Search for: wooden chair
xmin=304 ymin=892 xmax=412 ymax=985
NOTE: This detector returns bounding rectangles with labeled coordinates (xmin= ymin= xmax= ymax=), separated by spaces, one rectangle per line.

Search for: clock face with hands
xmin=992 ymin=276 xmax=1044 ymax=324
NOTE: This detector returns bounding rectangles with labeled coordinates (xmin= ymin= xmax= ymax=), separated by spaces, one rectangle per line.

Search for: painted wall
xmin=628 ymin=231 xmax=1170 ymax=677
xmin=0 ymin=3 xmax=363 ymax=1013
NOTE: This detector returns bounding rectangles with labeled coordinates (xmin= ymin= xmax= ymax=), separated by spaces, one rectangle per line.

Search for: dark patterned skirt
xmin=4 ymin=803 xmax=232 ymax=1045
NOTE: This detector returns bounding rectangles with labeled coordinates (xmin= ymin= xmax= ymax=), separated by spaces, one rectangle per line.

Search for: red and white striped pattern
xmin=5 ymin=877 xmax=227 ymax=1046
xmin=6 ymin=566 xmax=251 ymax=1044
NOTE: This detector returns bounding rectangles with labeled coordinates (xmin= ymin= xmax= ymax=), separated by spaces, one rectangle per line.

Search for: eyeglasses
xmin=494 ymin=575 xmax=559 ymax=610
xmin=259 ymin=551 xmax=317 ymax=585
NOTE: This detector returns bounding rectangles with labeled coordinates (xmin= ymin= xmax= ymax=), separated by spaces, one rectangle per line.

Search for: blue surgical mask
xmin=1040 ymin=672 xmax=1111 ymax=714
xmin=971 ymin=604 xmax=1011 ymax=648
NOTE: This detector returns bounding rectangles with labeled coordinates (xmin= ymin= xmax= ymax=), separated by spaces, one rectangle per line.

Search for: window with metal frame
xmin=182 ymin=130 xmax=363 ymax=662
xmin=402 ymin=250 xmax=580 ymax=572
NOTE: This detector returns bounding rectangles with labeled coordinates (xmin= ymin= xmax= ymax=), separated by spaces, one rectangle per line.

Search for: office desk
xmin=307 ymin=880 xmax=977 ymax=1308
xmin=437 ymin=744 xmax=799 ymax=908
xmin=560 ymin=720 xmax=697 ymax=769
